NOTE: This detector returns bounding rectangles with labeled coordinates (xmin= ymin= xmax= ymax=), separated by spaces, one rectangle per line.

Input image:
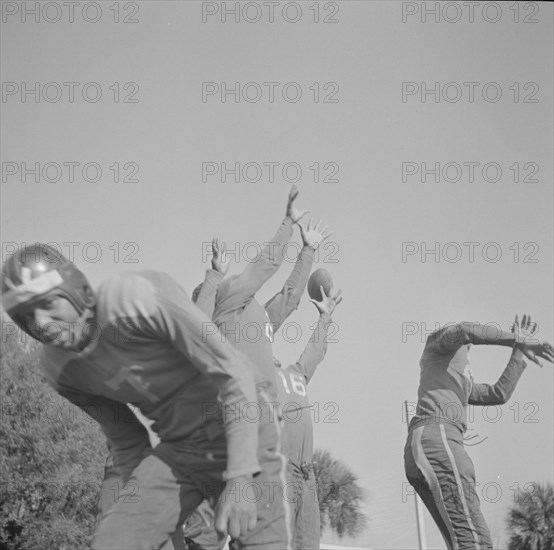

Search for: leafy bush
xmin=1 ymin=315 xmax=106 ymax=550
xmin=506 ymin=481 xmax=554 ymax=550
xmin=313 ymin=448 xmax=368 ymax=538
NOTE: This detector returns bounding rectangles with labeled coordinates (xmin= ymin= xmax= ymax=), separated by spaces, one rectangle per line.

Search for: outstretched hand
xmin=310 ymin=286 xmax=343 ymax=316
xmin=512 ymin=314 xmax=554 ymax=367
xmin=286 ymin=185 xmax=309 ymax=223
xmin=211 ymin=237 xmax=230 ymax=276
xmin=298 ymin=218 xmax=332 ymax=250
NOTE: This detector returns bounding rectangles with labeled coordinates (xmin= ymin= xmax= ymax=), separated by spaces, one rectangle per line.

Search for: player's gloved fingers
xmin=319 ymin=285 xmax=328 ymax=299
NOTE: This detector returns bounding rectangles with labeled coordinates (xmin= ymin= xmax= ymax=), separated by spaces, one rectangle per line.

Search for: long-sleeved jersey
xmin=197 ymin=217 xmax=302 ymax=400
xmin=276 ymin=313 xmax=331 ymax=466
xmin=264 ymin=245 xmax=315 ymax=333
xmin=410 ymin=322 xmax=527 ymax=433
xmin=40 ymin=270 xmax=260 ymax=482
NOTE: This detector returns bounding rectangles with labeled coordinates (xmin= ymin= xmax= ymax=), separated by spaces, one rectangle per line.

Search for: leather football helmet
xmin=2 ymin=243 xmax=95 ymax=336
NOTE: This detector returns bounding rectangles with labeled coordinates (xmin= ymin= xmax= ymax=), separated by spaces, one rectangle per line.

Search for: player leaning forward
xmin=2 ymin=244 xmax=294 ymax=549
xmin=404 ymin=318 xmax=553 ymax=550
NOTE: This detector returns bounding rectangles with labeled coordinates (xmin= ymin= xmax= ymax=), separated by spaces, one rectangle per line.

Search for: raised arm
xmin=429 ymin=317 xmax=553 ymax=366
xmin=215 ymin=185 xmax=308 ymax=315
xmin=468 ymin=315 xmax=538 ymax=405
xmin=195 ymin=238 xmax=227 ymax=318
xmin=296 ymin=286 xmax=342 ymax=384
xmin=430 ymin=322 xmax=523 ymax=354
xmin=468 ymin=349 xmax=527 ymax=405
xmin=265 ymin=219 xmax=331 ymax=333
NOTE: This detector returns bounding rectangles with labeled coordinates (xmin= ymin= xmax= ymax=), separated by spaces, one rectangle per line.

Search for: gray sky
xmin=1 ymin=2 xmax=553 ymax=548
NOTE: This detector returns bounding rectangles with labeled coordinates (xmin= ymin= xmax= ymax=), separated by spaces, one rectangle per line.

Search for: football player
xmin=1 ymin=240 xmax=292 ymax=549
xmin=274 ymin=284 xmax=342 ymax=550
xmin=404 ymin=317 xmax=553 ymax=549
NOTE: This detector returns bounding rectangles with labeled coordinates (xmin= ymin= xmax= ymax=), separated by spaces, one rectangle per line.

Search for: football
xmin=307 ymin=268 xmax=333 ymax=301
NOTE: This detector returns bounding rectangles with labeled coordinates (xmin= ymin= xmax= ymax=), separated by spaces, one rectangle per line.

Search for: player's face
xmin=19 ymin=295 xmax=90 ymax=351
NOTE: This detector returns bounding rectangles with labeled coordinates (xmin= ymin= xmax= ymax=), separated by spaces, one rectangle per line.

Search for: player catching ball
xmin=404 ymin=316 xmax=554 ymax=549
xmin=275 ymin=283 xmax=342 ymax=550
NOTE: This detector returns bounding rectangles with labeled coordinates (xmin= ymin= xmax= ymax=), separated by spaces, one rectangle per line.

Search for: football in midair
xmin=307 ymin=268 xmax=333 ymax=301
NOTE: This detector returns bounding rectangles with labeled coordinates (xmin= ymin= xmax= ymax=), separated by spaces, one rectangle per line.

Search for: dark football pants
xmin=93 ymin=391 xmax=292 ymax=550
xmin=404 ymin=422 xmax=493 ymax=550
